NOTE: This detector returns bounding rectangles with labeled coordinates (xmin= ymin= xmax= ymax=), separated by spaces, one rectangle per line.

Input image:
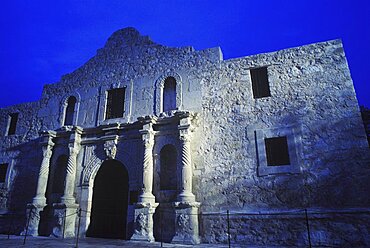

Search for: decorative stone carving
xmin=177 ymin=118 xmax=195 ymax=203
xmin=33 ymin=132 xmax=55 ymax=206
xmin=177 ymin=214 xmax=190 ymax=233
xmin=82 ymin=145 xmax=105 ymax=185
xmin=172 ymin=202 xmax=201 ymax=245
xmin=51 ymin=211 xmax=64 ymax=237
xmin=135 ymin=213 xmax=147 ymax=236
xmin=104 ymin=137 xmax=118 ymax=159
xmin=131 ymin=202 xmax=158 ymax=242
xmin=131 ymin=121 xmax=158 ymax=242
xmin=52 ymin=203 xmax=79 ymax=238
xmin=138 ymin=122 xmax=156 ymax=204
xmin=61 ymin=128 xmax=82 ymax=205
xmin=21 ymin=204 xmax=42 ymax=237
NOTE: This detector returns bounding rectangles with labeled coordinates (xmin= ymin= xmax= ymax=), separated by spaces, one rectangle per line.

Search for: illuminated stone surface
xmin=0 ymin=28 xmax=369 ymax=246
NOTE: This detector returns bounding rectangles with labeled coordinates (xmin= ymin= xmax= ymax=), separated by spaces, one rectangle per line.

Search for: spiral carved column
xmin=25 ymin=131 xmax=56 ymax=237
xmin=61 ymin=145 xmax=80 ymax=204
xmin=177 ymin=132 xmax=195 ymax=202
xmin=32 ymin=134 xmax=55 ymax=206
xmin=138 ymin=127 xmax=155 ymax=204
xmin=132 ymin=122 xmax=158 ymax=242
xmin=173 ymin=116 xmax=200 ymax=245
xmin=54 ymin=127 xmax=82 ymax=238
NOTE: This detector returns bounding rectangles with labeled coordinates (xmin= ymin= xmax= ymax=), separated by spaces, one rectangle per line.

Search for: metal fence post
xmin=227 ymin=210 xmax=231 ymax=248
xmin=7 ymin=213 xmax=14 ymax=239
xmin=23 ymin=208 xmax=33 ymax=245
xmin=75 ymin=208 xmax=81 ymax=248
xmin=160 ymin=210 xmax=163 ymax=247
xmin=62 ymin=207 xmax=66 ymax=239
xmin=304 ymin=209 xmax=312 ymax=248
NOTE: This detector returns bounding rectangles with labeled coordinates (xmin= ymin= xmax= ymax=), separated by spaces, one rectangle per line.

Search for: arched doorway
xmin=87 ymin=160 xmax=129 ymax=239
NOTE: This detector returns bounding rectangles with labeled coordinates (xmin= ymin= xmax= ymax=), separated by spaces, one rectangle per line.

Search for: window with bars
xmin=7 ymin=113 xmax=19 ymax=135
xmin=105 ymin=88 xmax=125 ymax=119
xmin=0 ymin=163 xmax=8 ymax=183
xmin=250 ymin=67 xmax=271 ymax=98
xmin=264 ymin=136 xmax=290 ymax=166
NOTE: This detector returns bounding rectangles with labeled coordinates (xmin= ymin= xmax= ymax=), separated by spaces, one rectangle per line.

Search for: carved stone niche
xmin=103 ymin=137 xmax=118 ymax=160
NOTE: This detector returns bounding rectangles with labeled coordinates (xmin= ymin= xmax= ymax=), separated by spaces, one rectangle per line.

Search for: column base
xmin=51 ymin=203 xmax=79 ymax=238
xmin=137 ymin=192 xmax=156 ymax=205
xmin=131 ymin=202 xmax=158 ymax=242
xmin=172 ymin=201 xmax=201 ymax=245
xmin=32 ymin=196 xmax=47 ymax=206
xmin=60 ymin=196 xmax=76 ymax=205
xmin=20 ymin=203 xmax=45 ymax=237
xmin=177 ymin=191 xmax=196 ymax=203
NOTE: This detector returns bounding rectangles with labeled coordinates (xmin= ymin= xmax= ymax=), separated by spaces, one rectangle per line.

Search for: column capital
xmin=179 ymin=132 xmax=191 ymax=143
xmin=68 ymin=143 xmax=81 ymax=157
xmin=42 ymin=144 xmax=54 ymax=159
xmin=140 ymin=123 xmax=155 ymax=148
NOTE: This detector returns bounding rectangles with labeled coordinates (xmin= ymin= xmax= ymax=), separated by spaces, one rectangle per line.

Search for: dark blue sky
xmin=0 ymin=0 xmax=369 ymax=108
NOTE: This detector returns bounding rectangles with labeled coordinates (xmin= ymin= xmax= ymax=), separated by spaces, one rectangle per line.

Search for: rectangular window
xmin=7 ymin=113 xmax=19 ymax=135
xmin=250 ymin=67 xmax=271 ymax=98
xmin=265 ymin=136 xmax=290 ymax=166
xmin=105 ymin=88 xmax=125 ymax=119
xmin=0 ymin=163 xmax=8 ymax=183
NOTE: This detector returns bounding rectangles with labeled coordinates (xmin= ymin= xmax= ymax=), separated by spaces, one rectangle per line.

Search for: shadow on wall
xmin=1 ymin=137 xmax=43 ymax=234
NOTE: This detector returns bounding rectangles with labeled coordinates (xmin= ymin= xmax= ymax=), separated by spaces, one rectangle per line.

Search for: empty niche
xmin=64 ymin=96 xmax=77 ymax=126
xmin=160 ymin=144 xmax=177 ymax=190
xmin=163 ymin=77 xmax=176 ymax=112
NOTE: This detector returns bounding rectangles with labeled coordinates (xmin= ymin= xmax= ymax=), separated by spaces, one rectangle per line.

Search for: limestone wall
xmin=196 ymin=39 xmax=370 ymax=245
xmin=0 ymin=28 xmax=368 ymax=245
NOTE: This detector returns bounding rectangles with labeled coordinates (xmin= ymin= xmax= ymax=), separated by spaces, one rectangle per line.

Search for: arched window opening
xmin=52 ymin=155 xmax=68 ymax=196
xmin=64 ymin=96 xmax=77 ymax=126
xmin=163 ymin=77 xmax=176 ymax=112
xmin=160 ymin=144 xmax=177 ymax=190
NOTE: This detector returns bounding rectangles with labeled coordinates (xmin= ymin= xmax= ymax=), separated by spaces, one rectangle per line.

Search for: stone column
xmin=23 ymin=131 xmax=55 ymax=237
xmin=53 ymin=127 xmax=82 ymax=238
xmin=33 ymin=133 xmax=55 ymax=206
xmin=132 ymin=122 xmax=158 ymax=242
xmin=177 ymin=130 xmax=195 ymax=202
xmin=172 ymin=117 xmax=200 ymax=244
xmin=61 ymin=143 xmax=80 ymax=204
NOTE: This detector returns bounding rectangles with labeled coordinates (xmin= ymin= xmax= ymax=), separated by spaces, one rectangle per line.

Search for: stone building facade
xmin=0 ymin=28 xmax=369 ymax=246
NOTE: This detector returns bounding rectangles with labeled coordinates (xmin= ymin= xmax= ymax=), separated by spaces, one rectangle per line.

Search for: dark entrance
xmin=87 ymin=160 xmax=129 ymax=239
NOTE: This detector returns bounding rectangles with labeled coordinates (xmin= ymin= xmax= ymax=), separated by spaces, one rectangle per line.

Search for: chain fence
xmin=1 ymin=207 xmax=369 ymax=247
